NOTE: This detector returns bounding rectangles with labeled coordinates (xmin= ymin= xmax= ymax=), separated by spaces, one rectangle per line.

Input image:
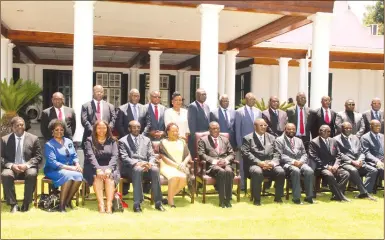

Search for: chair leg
xmin=150 ymin=190 xmax=154 ymax=205
xmin=202 ymin=181 xmax=206 ymax=204
xmin=285 ymin=179 xmax=290 ymax=200
xmin=195 ymin=179 xmax=199 ymax=197
xmin=82 ymin=181 xmax=86 ymax=206
xmin=41 ymin=180 xmax=45 ymax=195
xmin=75 ymin=191 xmax=79 ymax=206
xmin=119 ymin=179 xmax=123 ymax=196
xmin=34 ymin=184 xmax=38 ymax=207
xmin=191 ymin=181 xmax=195 ymax=204
xmin=237 ymin=181 xmax=240 ymax=202
xmin=182 ymin=187 xmax=186 ymax=198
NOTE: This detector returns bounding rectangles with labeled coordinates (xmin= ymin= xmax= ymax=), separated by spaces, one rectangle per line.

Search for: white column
xmin=7 ymin=43 xmax=15 ymax=82
xmin=72 ymin=0 xmax=95 ymax=143
xmin=183 ymin=71 xmax=189 ymax=102
xmin=218 ymin=54 xmax=226 ymax=96
xmin=298 ymin=59 xmax=309 ymax=93
xmin=278 ymin=57 xmax=291 ymax=102
xmin=225 ymin=49 xmax=238 ymax=109
xmin=27 ymin=63 xmax=36 ymax=81
xmin=308 ymin=12 xmax=333 ymax=108
xmin=130 ymin=68 xmax=138 ymax=89
xmin=198 ymin=4 xmax=224 ymax=110
xmin=250 ymin=64 xmax=258 ymax=94
xmin=148 ymin=50 xmax=162 ymax=92
xmin=1 ymin=38 xmax=9 ymax=82
xmin=177 ymin=70 xmax=185 ymax=94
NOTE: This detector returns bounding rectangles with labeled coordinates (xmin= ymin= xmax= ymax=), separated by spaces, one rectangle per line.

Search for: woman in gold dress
xmin=159 ymin=123 xmax=192 ymax=207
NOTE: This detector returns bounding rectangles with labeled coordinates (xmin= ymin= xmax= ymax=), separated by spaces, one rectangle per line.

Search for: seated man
xmin=274 ymin=123 xmax=314 ymax=204
xmin=198 ymin=121 xmax=235 ymax=208
xmin=1 ymin=117 xmax=43 ymax=213
xmin=361 ymin=119 xmax=384 ymax=187
xmin=241 ymin=118 xmax=285 ymax=206
xmin=118 ymin=120 xmax=165 ymax=212
xmin=334 ymin=121 xmax=377 ymax=200
xmin=309 ymin=125 xmax=350 ymax=202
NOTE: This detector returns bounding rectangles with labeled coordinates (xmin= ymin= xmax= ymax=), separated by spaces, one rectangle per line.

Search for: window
xmin=95 ymin=72 xmax=122 ymax=108
xmin=144 ymin=74 xmax=170 ymax=106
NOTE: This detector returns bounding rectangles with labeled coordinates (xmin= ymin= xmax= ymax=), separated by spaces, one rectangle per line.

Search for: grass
xmin=1 ymin=175 xmax=384 ymax=239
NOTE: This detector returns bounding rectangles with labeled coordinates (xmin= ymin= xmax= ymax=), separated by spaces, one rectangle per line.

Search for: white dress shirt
xmin=93 ymin=99 xmax=103 ymax=120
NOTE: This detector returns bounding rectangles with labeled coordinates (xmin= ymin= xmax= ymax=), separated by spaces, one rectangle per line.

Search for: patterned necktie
xmin=325 ymin=109 xmax=330 ymax=124
xmin=375 ymin=111 xmax=380 ymax=120
xmin=249 ymin=107 xmax=254 ymax=121
xmin=58 ymin=108 xmax=63 ymax=121
xmin=325 ymin=139 xmax=330 ymax=151
xmin=299 ymin=107 xmax=305 ymax=135
xmin=259 ymin=136 xmax=264 ymax=146
xmin=290 ymin=138 xmax=295 ymax=150
xmin=345 ymin=136 xmax=352 ymax=149
xmin=96 ymin=101 xmax=101 ymax=120
xmin=134 ymin=137 xmax=139 ymax=149
xmin=223 ymin=109 xmax=229 ymax=125
xmin=15 ymin=137 xmax=22 ymax=164
xmin=133 ymin=104 xmax=138 ymax=120
xmin=154 ymin=105 xmax=159 ymax=121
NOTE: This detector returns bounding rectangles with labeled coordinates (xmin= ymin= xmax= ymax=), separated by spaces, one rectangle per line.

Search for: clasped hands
xmin=351 ymin=160 xmax=363 ymax=169
xmin=135 ymin=162 xmax=153 ymax=172
xmin=11 ymin=164 xmax=29 ymax=174
xmin=376 ymin=161 xmax=384 ymax=170
xmin=327 ymin=165 xmax=339 ymax=174
xmin=216 ymin=159 xmax=227 ymax=168
xmin=292 ymin=160 xmax=303 ymax=168
xmin=258 ymin=161 xmax=274 ymax=171
xmin=96 ymin=168 xmax=112 ymax=180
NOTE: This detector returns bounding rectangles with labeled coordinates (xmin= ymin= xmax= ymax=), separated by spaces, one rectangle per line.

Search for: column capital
xmin=26 ymin=63 xmax=36 ymax=67
xmin=8 ymin=43 xmax=15 ymax=49
xmin=225 ymin=49 xmax=239 ymax=56
xmin=177 ymin=69 xmax=186 ymax=73
xmin=307 ymin=12 xmax=334 ymax=22
xmin=250 ymin=63 xmax=258 ymax=69
xmin=278 ymin=57 xmax=292 ymax=63
xmin=198 ymin=4 xmax=224 ymax=15
xmin=129 ymin=67 xmax=138 ymax=71
xmin=297 ymin=58 xmax=311 ymax=64
xmin=73 ymin=1 xmax=95 ymax=8
xmin=148 ymin=50 xmax=162 ymax=57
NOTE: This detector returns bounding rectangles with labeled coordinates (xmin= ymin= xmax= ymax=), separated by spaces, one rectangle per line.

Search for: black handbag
xmin=38 ymin=192 xmax=60 ymax=212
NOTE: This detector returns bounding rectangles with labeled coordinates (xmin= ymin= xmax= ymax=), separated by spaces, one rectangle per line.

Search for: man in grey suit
xmin=187 ymin=88 xmax=210 ymax=158
xmin=362 ymin=97 xmax=384 ymax=134
xmin=81 ymin=85 xmax=116 ymax=145
xmin=361 ymin=119 xmax=384 ymax=182
xmin=334 ymin=122 xmax=377 ymax=200
xmin=241 ymin=118 xmax=285 ymax=206
xmin=286 ymin=92 xmax=311 ymax=152
xmin=144 ymin=90 xmax=166 ymax=141
xmin=118 ymin=120 xmax=164 ymax=212
xmin=116 ymin=88 xmax=147 ymax=139
xmin=235 ymin=92 xmax=262 ymax=190
xmin=335 ymin=99 xmax=365 ymax=138
xmin=210 ymin=94 xmax=236 ymax=148
xmin=262 ymin=96 xmax=287 ymax=137
xmin=1 ymin=117 xmax=43 ymax=213
xmin=198 ymin=121 xmax=235 ymax=208
xmin=40 ymin=92 xmax=76 ymax=141
xmin=274 ymin=123 xmax=314 ymax=204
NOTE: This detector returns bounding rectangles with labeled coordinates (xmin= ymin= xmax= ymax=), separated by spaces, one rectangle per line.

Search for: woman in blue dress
xmin=44 ymin=120 xmax=83 ymax=212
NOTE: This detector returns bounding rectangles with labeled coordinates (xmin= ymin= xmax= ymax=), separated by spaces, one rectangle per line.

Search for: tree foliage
xmin=363 ymin=0 xmax=384 ymax=35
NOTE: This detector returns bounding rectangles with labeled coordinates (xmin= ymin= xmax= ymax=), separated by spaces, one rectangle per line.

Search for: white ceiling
xmin=1 ymin=1 xmax=282 ymax=42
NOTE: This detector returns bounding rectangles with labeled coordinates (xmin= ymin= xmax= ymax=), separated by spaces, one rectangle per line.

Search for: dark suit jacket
xmin=40 ymin=106 xmax=76 ymax=140
xmin=286 ymin=105 xmax=311 ymax=137
xmin=308 ymin=107 xmax=336 ymax=139
xmin=273 ymin=135 xmax=308 ymax=168
xmin=188 ymin=101 xmax=210 ymax=135
xmin=210 ymin=108 xmax=236 ymax=148
xmin=360 ymin=132 xmax=384 ymax=167
xmin=197 ymin=135 xmax=235 ymax=174
xmin=81 ymin=100 xmax=116 ymax=143
xmin=235 ymin=106 xmax=262 ymax=148
xmin=144 ymin=103 xmax=166 ymax=141
xmin=115 ymin=103 xmax=147 ymax=138
xmin=308 ymin=136 xmax=341 ymax=171
xmin=362 ymin=109 xmax=384 ymax=134
xmin=1 ymin=132 xmax=43 ymax=169
xmin=335 ymin=111 xmax=365 ymax=138
xmin=333 ymin=134 xmax=365 ymax=166
xmin=262 ymin=108 xmax=287 ymax=137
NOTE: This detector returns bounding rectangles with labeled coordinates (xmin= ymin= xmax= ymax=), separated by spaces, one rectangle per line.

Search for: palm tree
xmin=236 ymin=98 xmax=295 ymax=111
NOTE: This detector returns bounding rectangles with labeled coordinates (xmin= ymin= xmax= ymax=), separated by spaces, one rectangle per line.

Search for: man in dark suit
xmin=198 ymin=121 xmax=235 ymax=208
xmin=262 ymin=96 xmax=287 ymax=137
xmin=1 ymin=117 xmax=43 ymax=212
xmin=361 ymin=119 xmax=384 ymax=181
xmin=187 ymin=88 xmax=210 ymax=158
xmin=118 ymin=120 xmax=164 ymax=212
xmin=210 ymin=94 xmax=236 ymax=149
xmin=40 ymin=92 xmax=76 ymax=141
xmin=274 ymin=123 xmax=314 ymax=204
xmin=241 ymin=118 xmax=285 ymax=206
xmin=144 ymin=90 xmax=166 ymax=142
xmin=362 ymin=98 xmax=384 ymax=134
xmin=286 ymin=92 xmax=311 ymax=152
xmin=309 ymin=125 xmax=350 ymax=202
xmin=335 ymin=99 xmax=365 ymax=138
xmin=334 ymin=122 xmax=377 ymax=200
xmin=81 ymin=85 xmax=116 ymax=145
xmin=235 ymin=92 xmax=262 ymax=190
xmin=116 ymin=88 xmax=147 ymax=139
xmin=308 ymin=96 xmax=337 ymax=139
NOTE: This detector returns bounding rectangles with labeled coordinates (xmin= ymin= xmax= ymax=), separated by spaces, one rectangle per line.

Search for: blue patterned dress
xmin=44 ymin=138 xmax=83 ymax=187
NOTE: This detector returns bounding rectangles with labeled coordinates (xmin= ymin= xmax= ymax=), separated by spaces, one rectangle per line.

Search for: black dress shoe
xmin=274 ymin=198 xmax=283 ymax=203
xmin=219 ymin=202 xmax=226 ymax=208
xmin=253 ymin=200 xmax=261 ymax=206
xmin=330 ymin=196 xmax=342 ymax=201
xmin=342 ymin=197 xmax=351 ymax=202
xmin=133 ymin=205 xmax=142 ymax=213
xmin=10 ymin=205 xmax=19 ymax=213
xmin=59 ymin=206 xmax=67 ymax=213
xmin=292 ymin=199 xmax=303 ymax=205
xmin=162 ymin=199 xmax=168 ymax=205
xmin=155 ymin=204 xmax=166 ymax=212
xmin=304 ymin=197 xmax=314 ymax=204
xmin=170 ymin=205 xmax=176 ymax=208
xmin=20 ymin=204 xmax=29 ymax=212
xmin=225 ymin=201 xmax=232 ymax=208
xmin=356 ymin=193 xmax=377 ymax=201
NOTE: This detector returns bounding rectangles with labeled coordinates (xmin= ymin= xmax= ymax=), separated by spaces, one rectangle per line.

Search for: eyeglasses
xmin=347 ymin=104 xmax=355 ymax=106
xmin=152 ymin=96 xmax=161 ymax=99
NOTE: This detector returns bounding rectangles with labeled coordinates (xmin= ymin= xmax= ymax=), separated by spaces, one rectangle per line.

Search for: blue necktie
xmin=223 ymin=109 xmax=229 ymax=124
xmin=375 ymin=111 xmax=380 ymax=120
xmin=132 ymin=104 xmax=138 ymax=120
xmin=249 ymin=107 xmax=254 ymax=121
xmin=376 ymin=135 xmax=383 ymax=155
xmin=15 ymin=137 xmax=22 ymax=164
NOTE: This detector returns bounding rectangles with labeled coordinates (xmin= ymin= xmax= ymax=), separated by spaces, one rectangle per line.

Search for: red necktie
xmin=154 ymin=105 xmax=159 ymax=121
xmin=58 ymin=108 xmax=63 ymax=121
xmin=325 ymin=109 xmax=330 ymax=124
xmin=299 ymin=107 xmax=305 ymax=135
xmin=290 ymin=138 xmax=295 ymax=150
xmin=96 ymin=101 xmax=101 ymax=120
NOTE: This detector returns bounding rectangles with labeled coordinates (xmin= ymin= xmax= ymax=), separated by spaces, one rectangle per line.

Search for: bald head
xmin=371 ymin=97 xmax=382 ymax=111
xmin=195 ymin=88 xmax=207 ymax=103
xmin=129 ymin=88 xmax=140 ymax=104
xmin=52 ymin=92 xmax=65 ymax=108
xmin=245 ymin=92 xmax=256 ymax=107
xmin=370 ymin=119 xmax=382 ymax=134
xmin=321 ymin=96 xmax=331 ymax=108
xmin=296 ymin=92 xmax=307 ymax=107
xmin=254 ymin=118 xmax=267 ymax=135
xmin=93 ymin=85 xmax=104 ymax=101
xmin=269 ymin=96 xmax=280 ymax=110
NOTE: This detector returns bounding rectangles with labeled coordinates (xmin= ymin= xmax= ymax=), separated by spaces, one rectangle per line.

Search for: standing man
xmin=262 ymin=96 xmax=287 ymax=137
xmin=144 ymin=90 xmax=166 ymax=142
xmin=1 ymin=117 xmax=43 ymax=212
xmin=210 ymin=94 xmax=236 ymax=149
xmin=187 ymin=88 xmax=210 ymax=158
xmin=362 ymin=97 xmax=384 ymax=134
xmin=274 ymin=123 xmax=314 ymax=204
xmin=286 ymin=92 xmax=311 ymax=152
xmin=197 ymin=121 xmax=235 ymax=208
xmin=116 ymin=89 xmax=147 ymax=139
xmin=308 ymin=96 xmax=337 ymax=139
xmin=235 ymin=92 xmax=262 ymax=191
xmin=81 ymin=85 xmax=116 ymax=145
xmin=40 ymin=92 xmax=76 ymax=141
xmin=335 ymin=99 xmax=365 ymax=138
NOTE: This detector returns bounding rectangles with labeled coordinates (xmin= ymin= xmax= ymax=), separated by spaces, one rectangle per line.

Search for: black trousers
xmin=249 ymin=165 xmax=285 ymax=202
xmin=208 ymin=165 xmax=234 ymax=203
xmin=318 ymin=168 xmax=350 ymax=200
xmin=1 ymin=168 xmax=37 ymax=206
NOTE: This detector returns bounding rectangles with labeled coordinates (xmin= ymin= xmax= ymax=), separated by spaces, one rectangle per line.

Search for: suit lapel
xmin=126 ymin=135 xmax=137 ymax=153
xmin=253 ymin=132 xmax=264 ymax=149
xmin=90 ymin=101 xmax=97 ymax=122
xmin=50 ymin=107 xmax=58 ymax=119
xmin=9 ymin=133 xmax=16 ymax=162
xmin=207 ymin=136 xmax=219 ymax=156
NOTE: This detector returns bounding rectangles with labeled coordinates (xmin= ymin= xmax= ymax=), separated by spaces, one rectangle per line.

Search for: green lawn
xmin=1 ymin=175 xmax=384 ymax=239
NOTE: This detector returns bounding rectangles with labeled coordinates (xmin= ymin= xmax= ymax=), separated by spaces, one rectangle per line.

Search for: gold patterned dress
xmin=159 ymin=138 xmax=190 ymax=179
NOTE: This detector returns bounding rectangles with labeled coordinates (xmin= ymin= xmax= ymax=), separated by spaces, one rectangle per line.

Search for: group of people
xmin=1 ymin=84 xmax=383 ymax=213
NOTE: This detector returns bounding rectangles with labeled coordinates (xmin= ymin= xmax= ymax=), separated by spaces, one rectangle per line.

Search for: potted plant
xmin=236 ymin=98 xmax=295 ymax=111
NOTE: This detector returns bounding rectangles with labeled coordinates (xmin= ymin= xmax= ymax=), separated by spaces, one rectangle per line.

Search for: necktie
xmin=274 ymin=110 xmax=278 ymax=116
xmin=214 ymin=138 xmax=218 ymax=149
xmin=325 ymin=109 xmax=330 ymax=124
xmin=345 ymin=136 xmax=352 ymax=149
xmin=299 ymin=107 xmax=305 ymax=135
xmin=325 ymin=139 xmax=330 ymax=151
xmin=259 ymin=136 xmax=264 ymax=146
xmin=376 ymin=135 xmax=383 ymax=155
xmin=223 ymin=109 xmax=229 ymax=124
xmin=290 ymin=138 xmax=294 ymax=150
xmin=375 ymin=111 xmax=380 ymax=120
xmin=134 ymin=137 xmax=139 ymax=149
xmin=58 ymin=108 xmax=63 ymax=121
xmin=15 ymin=137 xmax=22 ymax=164
xmin=96 ymin=101 xmax=101 ymax=120
xmin=133 ymin=104 xmax=138 ymax=120
xmin=154 ymin=105 xmax=159 ymax=121
xmin=249 ymin=107 xmax=254 ymax=121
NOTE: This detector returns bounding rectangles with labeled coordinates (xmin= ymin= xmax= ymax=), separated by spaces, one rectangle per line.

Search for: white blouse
xmin=164 ymin=108 xmax=190 ymax=137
